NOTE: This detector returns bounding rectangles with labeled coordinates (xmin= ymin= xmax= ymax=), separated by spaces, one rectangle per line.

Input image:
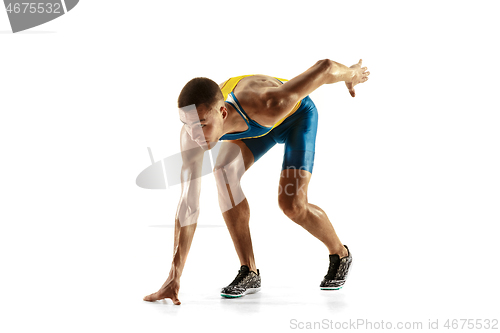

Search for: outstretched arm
xmin=262 ymin=59 xmax=370 ymax=119
xmin=284 ymin=58 xmax=369 ymax=98
xmin=143 ymin=126 xmax=204 ymax=305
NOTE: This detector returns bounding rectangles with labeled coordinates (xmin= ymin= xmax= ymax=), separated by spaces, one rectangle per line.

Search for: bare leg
xmin=278 ymin=168 xmax=348 ymax=258
xmin=222 ymin=197 xmax=257 ymax=272
xmin=213 ymin=140 xmax=258 ymax=273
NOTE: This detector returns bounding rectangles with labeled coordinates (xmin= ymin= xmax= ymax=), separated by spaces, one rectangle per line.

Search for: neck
xmin=223 ymin=102 xmax=248 ymax=135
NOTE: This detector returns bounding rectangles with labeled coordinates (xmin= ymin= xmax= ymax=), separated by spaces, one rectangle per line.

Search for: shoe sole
xmin=220 ymin=287 xmax=261 ymax=298
xmin=320 ymin=286 xmax=343 ymax=290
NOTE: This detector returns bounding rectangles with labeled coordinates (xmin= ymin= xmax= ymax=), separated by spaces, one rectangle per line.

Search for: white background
xmin=1 ymin=1 xmax=499 ymax=332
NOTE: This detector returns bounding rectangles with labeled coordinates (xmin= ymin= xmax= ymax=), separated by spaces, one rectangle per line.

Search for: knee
xmin=213 ymin=153 xmax=245 ymax=184
xmin=213 ymin=160 xmax=247 ymax=210
xmin=278 ymin=195 xmax=308 ymax=221
xmin=213 ymin=167 xmax=232 ymax=198
xmin=213 ymin=163 xmax=241 ymax=191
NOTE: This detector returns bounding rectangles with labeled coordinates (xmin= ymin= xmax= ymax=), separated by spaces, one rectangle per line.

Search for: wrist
xmin=341 ymin=68 xmax=356 ymax=83
xmin=169 ymin=259 xmax=183 ymax=280
xmin=169 ymin=265 xmax=182 ymax=281
xmin=327 ymin=61 xmax=354 ymax=83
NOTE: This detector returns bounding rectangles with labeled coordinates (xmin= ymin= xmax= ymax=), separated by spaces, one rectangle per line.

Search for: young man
xmin=144 ymin=59 xmax=370 ymax=304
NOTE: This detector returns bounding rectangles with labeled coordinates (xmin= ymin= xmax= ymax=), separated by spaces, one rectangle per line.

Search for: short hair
xmin=178 ymin=77 xmax=224 ymax=110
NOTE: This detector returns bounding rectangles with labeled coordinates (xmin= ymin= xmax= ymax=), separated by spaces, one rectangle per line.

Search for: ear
xmin=220 ymin=105 xmax=228 ymax=120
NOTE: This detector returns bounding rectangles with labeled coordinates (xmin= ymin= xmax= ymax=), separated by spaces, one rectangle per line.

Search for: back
xmin=220 ymin=75 xmax=302 ymax=131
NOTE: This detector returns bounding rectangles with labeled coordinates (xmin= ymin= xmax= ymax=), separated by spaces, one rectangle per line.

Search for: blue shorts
xmin=241 ymin=95 xmax=318 ymax=174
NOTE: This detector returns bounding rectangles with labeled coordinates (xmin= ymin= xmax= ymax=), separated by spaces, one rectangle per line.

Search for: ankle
xmin=329 ymin=245 xmax=348 ymax=259
xmin=241 ymin=263 xmax=258 ymax=274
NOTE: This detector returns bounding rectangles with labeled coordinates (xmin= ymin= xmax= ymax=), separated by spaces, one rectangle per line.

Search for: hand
xmin=143 ymin=276 xmax=181 ymax=305
xmin=345 ymin=59 xmax=370 ymax=97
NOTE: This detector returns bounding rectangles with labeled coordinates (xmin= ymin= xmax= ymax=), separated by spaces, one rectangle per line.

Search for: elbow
xmin=316 ymin=59 xmax=343 ymax=83
xmin=316 ymin=59 xmax=334 ymax=72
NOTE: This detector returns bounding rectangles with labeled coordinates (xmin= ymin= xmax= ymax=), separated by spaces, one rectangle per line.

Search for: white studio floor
xmin=3 ymin=203 xmax=498 ymax=333
xmin=3 ymin=151 xmax=500 ymax=333
xmin=137 ymin=215 xmax=500 ymax=333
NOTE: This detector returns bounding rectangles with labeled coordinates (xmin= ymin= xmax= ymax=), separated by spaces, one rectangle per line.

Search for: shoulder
xmin=235 ymin=75 xmax=284 ymax=106
xmin=228 ymin=75 xmax=297 ymax=124
xmin=254 ymin=83 xmax=300 ymax=122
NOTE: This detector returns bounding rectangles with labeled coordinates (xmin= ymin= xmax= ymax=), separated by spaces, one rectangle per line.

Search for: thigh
xmin=213 ymin=139 xmax=255 ymax=172
xmin=282 ymin=97 xmax=319 ymax=173
xmin=240 ymin=132 xmax=277 ymax=165
xmin=212 ymin=140 xmax=254 ymax=211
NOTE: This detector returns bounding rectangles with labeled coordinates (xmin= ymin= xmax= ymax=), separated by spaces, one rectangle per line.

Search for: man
xmin=144 ymin=59 xmax=370 ymax=304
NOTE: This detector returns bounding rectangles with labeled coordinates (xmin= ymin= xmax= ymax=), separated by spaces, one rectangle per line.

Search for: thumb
xmin=172 ymin=296 xmax=181 ymax=305
xmin=349 ymin=88 xmax=355 ymax=98
xmin=358 ymin=59 xmax=362 ymax=65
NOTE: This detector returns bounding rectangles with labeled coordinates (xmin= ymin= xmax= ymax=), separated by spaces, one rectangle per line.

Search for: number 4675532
xmin=6 ymin=3 xmax=61 ymax=14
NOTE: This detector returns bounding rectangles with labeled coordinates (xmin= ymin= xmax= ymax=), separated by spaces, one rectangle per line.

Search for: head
xmin=178 ymin=77 xmax=227 ymax=149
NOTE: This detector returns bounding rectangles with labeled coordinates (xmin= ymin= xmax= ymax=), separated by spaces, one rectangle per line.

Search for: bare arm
xmin=143 ymin=126 xmax=204 ymax=304
xmin=262 ymin=59 xmax=370 ymax=119
xmin=170 ymin=126 xmax=204 ymax=278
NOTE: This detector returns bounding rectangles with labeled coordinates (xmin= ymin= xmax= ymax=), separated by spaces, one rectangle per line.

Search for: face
xmin=179 ymin=103 xmax=226 ymax=150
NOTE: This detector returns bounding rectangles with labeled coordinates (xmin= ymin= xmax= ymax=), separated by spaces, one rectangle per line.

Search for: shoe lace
xmin=325 ymin=260 xmax=341 ymax=280
xmin=229 ymin=269 xmax=249 ymax=286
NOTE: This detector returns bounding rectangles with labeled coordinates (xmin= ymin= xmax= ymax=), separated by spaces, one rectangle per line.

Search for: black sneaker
xmin=320 ymin=245 xmax=352 ymax=290
xmin=220 ymin=265 xmax=261 ymax=298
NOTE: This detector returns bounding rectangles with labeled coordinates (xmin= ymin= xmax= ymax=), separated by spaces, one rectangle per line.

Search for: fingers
xmin=143 ymin=292 xmax=159 ymax=302
xmin=362 ymin=69 xmax=370 ymax=82
xmin=362 ymin=69 xmax=370 ymax=83
xmin=143 ymin=291 xmax=181 ymax=305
